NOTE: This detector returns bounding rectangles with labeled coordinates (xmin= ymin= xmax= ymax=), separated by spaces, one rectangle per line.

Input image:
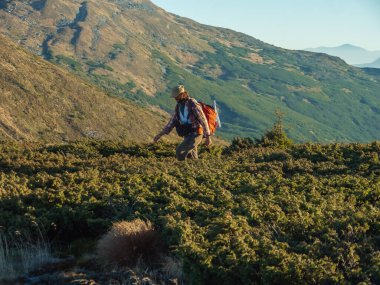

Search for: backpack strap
xmin=187 ymin=98 xmax=199 ymax=113
xmin=175 ymin=103 xmax=179 ymax=120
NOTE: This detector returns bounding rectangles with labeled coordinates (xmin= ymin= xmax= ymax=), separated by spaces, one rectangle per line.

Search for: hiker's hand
xmin=153 ymin=133 xmax=162 ymax=143
xmin=205 ymin=136 xmax=212 ymax=147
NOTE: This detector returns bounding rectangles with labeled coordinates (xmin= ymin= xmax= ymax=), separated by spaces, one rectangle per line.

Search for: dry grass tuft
xmin=162 ymin=256 xmax=183 ymax=280
xmin=97 ymin=219 xmax=164 ymax=267
xmin=0 ymin=233 xmax=53 ymax=280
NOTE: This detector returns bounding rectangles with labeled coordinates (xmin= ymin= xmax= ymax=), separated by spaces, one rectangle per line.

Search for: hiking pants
xmin=176 ymin=133 xmax=203 ymax=161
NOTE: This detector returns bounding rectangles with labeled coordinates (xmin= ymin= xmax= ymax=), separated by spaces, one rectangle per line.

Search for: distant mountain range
xmin=305 ymin=44 xmax=380 ymax=67
xmin=1 ymin=0 xmax=380 ymax=142
xmin=356 ymin=57 xmax=380 ymax=69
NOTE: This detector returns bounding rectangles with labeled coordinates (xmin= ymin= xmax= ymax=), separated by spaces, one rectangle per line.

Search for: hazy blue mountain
xmin=305 ymin=44 xmax=380 ymax=66
xmin=356 ymin=57 xmax=380 ymax=69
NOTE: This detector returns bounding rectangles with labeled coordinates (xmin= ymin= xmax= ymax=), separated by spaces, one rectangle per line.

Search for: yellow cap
xmin=171 ymin=85 xmax=186 ymax=98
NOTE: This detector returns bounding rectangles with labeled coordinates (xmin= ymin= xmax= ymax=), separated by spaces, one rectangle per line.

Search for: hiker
xmin=153 ymin=85 xmax=212 ymax=160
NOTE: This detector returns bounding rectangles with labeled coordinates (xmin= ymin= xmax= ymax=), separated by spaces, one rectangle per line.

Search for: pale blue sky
xmin=151 ymin=0 xmax=380 ymax=51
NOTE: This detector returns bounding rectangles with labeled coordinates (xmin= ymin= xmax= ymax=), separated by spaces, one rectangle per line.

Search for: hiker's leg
xmin=176 ymin=138 xmax=189 ymax=161
xmin=176 ymin=134 xmax=202 ymax=161
xmin=187 ymin=135 xmax=202 ymax=159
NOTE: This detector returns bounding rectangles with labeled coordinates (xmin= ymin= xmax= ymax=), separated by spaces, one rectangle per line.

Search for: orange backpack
xmin=198 ymin=102 xmax=219 ymax=135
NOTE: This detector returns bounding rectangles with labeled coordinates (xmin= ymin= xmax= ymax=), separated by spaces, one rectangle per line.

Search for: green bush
xmin=0 ymin=140 xmax=379 ymax=284
xmin=256 ymin=111 xmax=293 ymax=149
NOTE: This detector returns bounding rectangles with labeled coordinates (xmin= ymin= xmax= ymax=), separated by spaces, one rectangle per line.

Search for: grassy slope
xmin=183 ymin=40 xmax=380 ymax=142
xmin=0 ymin=34 xmax=170 ymax=142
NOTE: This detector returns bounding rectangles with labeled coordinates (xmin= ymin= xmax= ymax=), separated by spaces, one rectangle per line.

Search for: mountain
xmin=356 ymin=57 xmax=380 ymax=69
xmin=305 ymin=44 xmax=380 ymax=66
xmin=0 ymin=33 xmax=168 ymax=142
xmin=1 ymin=0 xmax=380 ymax=142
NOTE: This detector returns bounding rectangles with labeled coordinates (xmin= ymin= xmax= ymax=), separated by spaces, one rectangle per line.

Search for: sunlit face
xmin=174 ymin=93 xmax=184 ymax=101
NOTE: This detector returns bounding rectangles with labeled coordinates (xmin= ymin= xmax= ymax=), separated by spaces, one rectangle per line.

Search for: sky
xmin=150 ymin=0 xmax=380 ymax=51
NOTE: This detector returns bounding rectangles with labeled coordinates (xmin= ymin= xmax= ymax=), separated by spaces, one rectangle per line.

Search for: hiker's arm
xmin=154 ymin=113 xmax=177 ymax=142
xmin=192 ymin=103 xmax=211 ymax=137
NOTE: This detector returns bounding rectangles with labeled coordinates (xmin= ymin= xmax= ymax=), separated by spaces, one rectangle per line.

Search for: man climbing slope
xmin=153 ymin=85 xmax=212 ymax=160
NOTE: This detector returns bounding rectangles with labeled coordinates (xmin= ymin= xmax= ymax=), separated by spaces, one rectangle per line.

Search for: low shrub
xmin=1 ymin=141 xmax=380 ymax=284
xmin=256 ymin=111 xmax=293 ymax=149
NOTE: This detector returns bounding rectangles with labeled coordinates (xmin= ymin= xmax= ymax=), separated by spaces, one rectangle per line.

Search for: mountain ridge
xmin=1 ymin=0 xmax=380 ymax=142
xmin=356 ymin=57 xmax=380 ymax=69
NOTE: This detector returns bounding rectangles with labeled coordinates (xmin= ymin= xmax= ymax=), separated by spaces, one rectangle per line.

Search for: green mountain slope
xmin=1 ymin=0 xmax=380 ymax=142
xmin=0 ymin=34 xmax=168 ymax=142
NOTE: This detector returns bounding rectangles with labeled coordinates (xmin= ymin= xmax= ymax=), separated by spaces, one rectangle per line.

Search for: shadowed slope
xmin=0 ymin=34 xmax=168 ymax=142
